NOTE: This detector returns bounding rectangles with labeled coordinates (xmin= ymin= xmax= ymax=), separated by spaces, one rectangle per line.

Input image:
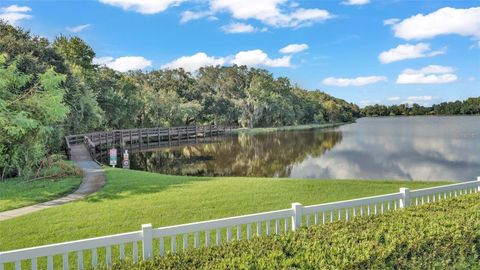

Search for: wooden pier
xmin=65 ymin=125 xmax=232 ymax=161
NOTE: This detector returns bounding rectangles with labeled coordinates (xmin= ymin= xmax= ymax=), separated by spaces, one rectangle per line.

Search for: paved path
xmin=0 ymin=145 xmax=106 ymax=221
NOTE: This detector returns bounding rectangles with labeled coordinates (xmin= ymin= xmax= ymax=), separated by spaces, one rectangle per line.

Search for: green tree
xmin=0 ymin=54 xmax=69 ymax=179
xmin=53 ymin=36 xmax=103 ymax=133
xmin=95 ymin=68 xmax=143 ymax=129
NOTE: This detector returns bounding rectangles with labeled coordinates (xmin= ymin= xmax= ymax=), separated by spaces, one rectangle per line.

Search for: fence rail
xmin=1 ymin=178 xmax=479 ymax=270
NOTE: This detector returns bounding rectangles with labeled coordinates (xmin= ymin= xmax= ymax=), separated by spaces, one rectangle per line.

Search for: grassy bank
xmin=109 ymin=193 xmax=480 ymax=270
xmin=0 ymin=160 xmax=82 ymax=212
xmin=232 ymin=122 xmax=349 ymax=135
xmin=0 ymin=168 xmax=445 ymax=252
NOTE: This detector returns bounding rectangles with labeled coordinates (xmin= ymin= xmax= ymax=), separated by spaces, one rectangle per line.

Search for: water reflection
xmin=130 ymin=116 xmax=480 ymax=181
xmin=290 ymin=116 xmax=480 ymax=181
xmin=130 ymin=130 xmax=343 ymax=177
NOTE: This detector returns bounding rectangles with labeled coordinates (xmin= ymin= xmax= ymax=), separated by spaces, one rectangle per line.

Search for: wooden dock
xmin=65 ymin=125 xmax=232 ymax=161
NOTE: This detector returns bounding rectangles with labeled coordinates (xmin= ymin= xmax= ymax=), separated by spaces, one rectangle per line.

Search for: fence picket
xmin=159 ymin=238 xmax=164 ymax=256
xmin=237 ymin=225 xmax=242 ymax=240
xmin=31 ymin=258 xmax=37 ymax=270
xmin=92 ymin=248 xmax=97 ymax=267
xmin=133 ymin=242 xmax=138 ymax=263
xmin=226 ymin=227 xmax=231 ymax=242
xmin=183 ymin=234 xmax=188 ymax=250
xmin=205 ymin=230 xmax=210 ymax=247
xmin=119 ymin=244 xmax=124 ymax=260
xmin=47 ymin=256 xmax=53 ymax=270
xmin=63 ymin=253 xmax=68 ymax=270
xmin=194 ymin=232 xmax=199 ymax=248
xmin=171 ymin=235 xmax=176 ymax=253
xmin=216 ymin=229 xmax=221 ymax=246
xmin=78 ymin=250 xmax=83 ymax=270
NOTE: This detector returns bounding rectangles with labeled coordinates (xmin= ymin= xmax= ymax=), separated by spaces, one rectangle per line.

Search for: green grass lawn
xmin=0 ymin=160 xmax=82 ymax=212
xmin=0 ymin=176 xmax=82 ymax=212
xmin=0 ymin=168 xmax=447 ymax=252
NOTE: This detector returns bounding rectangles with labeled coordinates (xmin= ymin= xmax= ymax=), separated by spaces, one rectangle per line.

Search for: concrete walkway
xmin=0 ymin=145 xmax=106 ymax=221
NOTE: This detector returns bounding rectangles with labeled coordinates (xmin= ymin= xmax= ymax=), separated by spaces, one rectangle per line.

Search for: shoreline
xmin=231 ymin=122 xmax=352 ymax=135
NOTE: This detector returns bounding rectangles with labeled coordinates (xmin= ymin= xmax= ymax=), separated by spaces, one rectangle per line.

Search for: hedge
xmin=106 ymin=194 xmax=480 ymax=270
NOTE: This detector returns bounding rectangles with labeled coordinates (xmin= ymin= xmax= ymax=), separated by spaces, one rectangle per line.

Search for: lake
xmin=128 ymin=116 xmax=480 ymax=181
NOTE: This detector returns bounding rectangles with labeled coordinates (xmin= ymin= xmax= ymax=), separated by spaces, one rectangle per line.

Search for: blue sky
xmin=1 ymin=0 xmax=479 ymax=106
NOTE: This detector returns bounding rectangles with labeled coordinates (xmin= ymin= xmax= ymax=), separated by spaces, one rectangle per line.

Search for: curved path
xmin=0 ymin=145 xmax=106 ymax=221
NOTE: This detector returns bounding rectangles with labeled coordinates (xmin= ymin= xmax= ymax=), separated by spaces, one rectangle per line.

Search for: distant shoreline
xmin=231 ymin=122 xmax=351 ymax=135
xmin=361 ymin=114 xmax=480 ymax=118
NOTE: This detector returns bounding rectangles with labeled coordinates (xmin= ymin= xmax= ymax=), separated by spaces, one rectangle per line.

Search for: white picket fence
xmin=1 ymin=177 xmax=479 ymax=270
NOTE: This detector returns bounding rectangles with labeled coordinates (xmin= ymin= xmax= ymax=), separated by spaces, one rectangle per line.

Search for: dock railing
xmin=65 ymin=125 xmax=233 ymax=160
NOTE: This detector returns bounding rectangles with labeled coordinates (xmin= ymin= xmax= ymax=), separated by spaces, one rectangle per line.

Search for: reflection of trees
xmin=130 ymin=130 xmax=343 ymax=177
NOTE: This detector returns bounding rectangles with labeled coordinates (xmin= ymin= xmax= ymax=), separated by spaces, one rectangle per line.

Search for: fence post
xmin=399 ymin=188 xmax=410 ymax=208
xmin=142 ymin=224 xmax=153 ymax=260
xmin=291 ymin=203 xmax=303 ymax=231
xmin=477 ymin=177 xmax=480 ymax=192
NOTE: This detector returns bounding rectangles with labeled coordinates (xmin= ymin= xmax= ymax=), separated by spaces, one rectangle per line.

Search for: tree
xmin=53 ymin=36 xmax=103 ymax=133
xmin=95 ymin=68 xmax=143 ymax=129
xmin=362 ymin=99 xmax=480 ymax=117
xmin=0 ymin=54 xmax=69 ymax=179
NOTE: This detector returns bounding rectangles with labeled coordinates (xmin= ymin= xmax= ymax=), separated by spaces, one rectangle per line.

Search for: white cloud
xmin=1 ymin=5 xmax=31 ymax=13
xmin=279 ymin=43 xmax=309 ymax=54
xmin=396 ymin=65 xmax=457 ymax=84
xmin=66 ymin=24 xmax=91 ymax=33
xmin=342 ymin=0 xmax=369 ymax=5
xmin=419 ymin=65 xmax=454 ymax=74
xmin=233 ymin=49 xmax=291 ymax=67
xmin=469 ymin=40 xmax=480 ymax=50
xmin=162 ymin=49 xmax=293 ymax=72
xmin=209 ymin=0 xmax=333 ymax=28
xmin=379 ymin=43 xmax=445 ymax=64
xmin=407 ymin=96 xmax=434 ymax=101
xmin=383 ymin=18 xmax=399 ymax=25
xmin=180 ymin=10 xmax=213 ymax=23
xmin=99 ymin=0 xmax=184 ymax=14
xmin=287 ymin=8 xmax=333 ymax=27
xmin=221 ymin=22 xmax=256 ymax=33
xmin=93 ymin=56 xmax=152 ymax=72
xmin=92 ymin=57 xmax=114 ymax=66
xmin=359 ymin=100 xmax=380 ymax=107
xmin=387 ymin=96 xmax=401 ymax=101
xmin=391 ymin=7 xmax=480 ymax=40
xmin=0 ymin=5 xmax=32 ymax=25
xmin=322 ymin=76 xmax=387 ymax=87
xmin=161 ymin=52 xmax=227 ymax=72
xmin=401 ymin=96 xmax=437 ymax=106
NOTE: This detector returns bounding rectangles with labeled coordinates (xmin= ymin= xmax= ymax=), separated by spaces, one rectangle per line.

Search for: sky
xmin=1 ymin=0 xmax=479 ymax=106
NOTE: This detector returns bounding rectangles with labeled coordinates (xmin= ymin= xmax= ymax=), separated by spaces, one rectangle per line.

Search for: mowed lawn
xmin=0 ymin=176 xmax=82 ymax=212
xmin=0 ymin=168 xmax=447 ymax=251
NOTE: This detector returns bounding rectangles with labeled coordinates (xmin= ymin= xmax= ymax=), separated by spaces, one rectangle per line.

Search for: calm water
xmin=129 ymin=116 xmax=480 ymax=181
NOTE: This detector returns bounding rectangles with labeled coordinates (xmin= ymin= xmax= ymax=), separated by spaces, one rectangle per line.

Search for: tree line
xmin=0 ymin=22 xmax=360 ymax=179
xmin=361 ymin=98 xmax=480 ymax=117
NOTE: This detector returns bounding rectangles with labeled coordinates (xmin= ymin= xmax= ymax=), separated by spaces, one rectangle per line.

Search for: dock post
xmin=146 ymin=128 xmax=150 ymax=149
xmin=168 ymin=127 xmax=171 ymax=145
xmin=129 ymin=130 xmax=133 ymax=151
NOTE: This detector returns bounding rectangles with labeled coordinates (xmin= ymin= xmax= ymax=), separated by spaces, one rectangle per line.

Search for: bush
xmin=107 ymin=194 xmax=480 ymax=270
